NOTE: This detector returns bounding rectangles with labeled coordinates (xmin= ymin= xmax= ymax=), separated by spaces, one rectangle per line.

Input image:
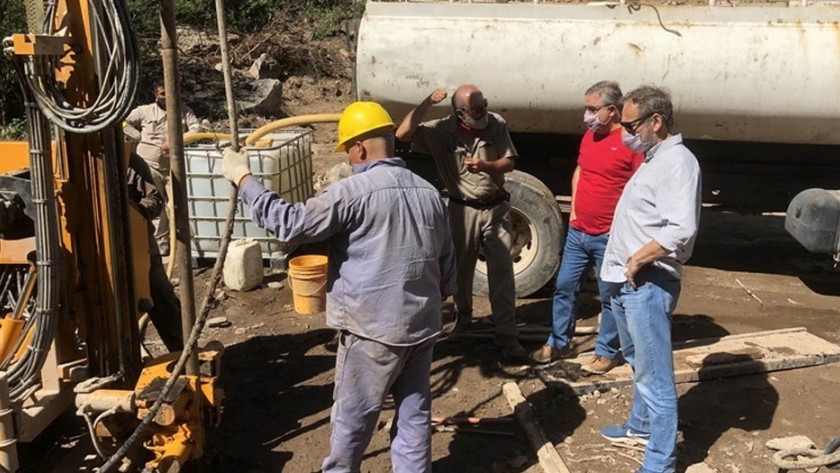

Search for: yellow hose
xmin=183 ymin=132 xmax=233 ymax=145
xmin=165 ymin=113 xmax=341 ymax=279
xmin=244 ymin=114 xmax=341 ymax=146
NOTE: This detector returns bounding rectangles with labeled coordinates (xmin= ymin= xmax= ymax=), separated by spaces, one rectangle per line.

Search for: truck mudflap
xmin=474 ymin=170 xmax=564 ymax=298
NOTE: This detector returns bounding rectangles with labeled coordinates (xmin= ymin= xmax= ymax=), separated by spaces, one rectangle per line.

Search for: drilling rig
xmin=0 ymin=0 xmax=222 ymax=469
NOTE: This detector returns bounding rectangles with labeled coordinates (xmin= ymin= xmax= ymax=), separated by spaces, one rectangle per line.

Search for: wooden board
xmin=503 ymin=382 xmax=571 ymax=473
xmin=537 ymin=327 xmax=840 ymax=395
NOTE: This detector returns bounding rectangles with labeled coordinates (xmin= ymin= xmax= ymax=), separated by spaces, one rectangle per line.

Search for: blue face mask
xmin=621 ymin=126 xmax=652 ymax=153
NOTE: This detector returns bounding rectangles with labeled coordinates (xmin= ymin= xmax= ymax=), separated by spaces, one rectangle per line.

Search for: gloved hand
xmin=222 ymin=147 xmax=252 ymax=186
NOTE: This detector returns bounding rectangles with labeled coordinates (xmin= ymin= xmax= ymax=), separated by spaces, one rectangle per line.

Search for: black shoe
xmin=446 ymin=319 xmax=473 ymax=342
xmin=495 ymin=334 xmax=527 ymax=360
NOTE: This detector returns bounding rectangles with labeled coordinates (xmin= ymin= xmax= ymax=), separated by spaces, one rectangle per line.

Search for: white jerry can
xmin=223 ymin=239 xmax=264 ymax=291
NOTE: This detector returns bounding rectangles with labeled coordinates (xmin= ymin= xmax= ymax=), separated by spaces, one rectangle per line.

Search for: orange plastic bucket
xmin=288 ymin=255 xmax=328 ymax=315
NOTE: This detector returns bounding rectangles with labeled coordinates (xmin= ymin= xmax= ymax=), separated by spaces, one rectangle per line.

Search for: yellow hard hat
xmin=335 ymin=101 xmax=395 ymax=152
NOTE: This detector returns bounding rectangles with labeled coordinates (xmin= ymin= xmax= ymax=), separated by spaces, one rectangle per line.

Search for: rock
xmin=215 ymin=290 xmax=228 ymax=301
xmin=234 ymin=327 xmax=248 ymax=335
xmin=686 ymin=463 xmax=718 ymax=473
xmin=378 ymin=418 xmax=393 ymax=431
xmin=326 ymin=163 xmax=354 ymax=186
xmin=237 ymin=79 xmax=283 ymax=116
xmin=207 ymin=316 xmax=231 ymax=328
xmin=267 ymin=282 xmax=284 ymax=290
xmin=248 ymin=53 xmax=284 ymax=80
xmin=765 ymin=435 xmax=815 ymax=452
xmin=223 ymin=239 xmax=264 ymax=291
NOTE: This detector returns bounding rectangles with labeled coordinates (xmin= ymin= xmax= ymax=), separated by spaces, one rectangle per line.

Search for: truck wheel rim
xmin=476 ymin=206 xmax=539 ymax=277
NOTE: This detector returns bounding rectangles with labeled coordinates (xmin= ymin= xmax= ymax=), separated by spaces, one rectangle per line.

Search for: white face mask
xmin=621 ymin=127 xmax=653 ymax=153
xmin=584 ymin=111 xmax=610 ymax=134
xmin=461 ymin=113 xmax=488 ymax=130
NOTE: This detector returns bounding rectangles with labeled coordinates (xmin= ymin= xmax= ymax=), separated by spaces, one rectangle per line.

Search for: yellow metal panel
xmin=10 ymin=34 xmax=66 ymax=56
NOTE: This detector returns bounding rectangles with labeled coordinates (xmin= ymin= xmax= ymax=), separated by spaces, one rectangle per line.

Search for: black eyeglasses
xmin=459 ymin=99 xmax=488 ymax=115
xmin=584 ymin=104 xmax=612 ymax=114
xmin=620 ymin=113 xmax=654 ymax=135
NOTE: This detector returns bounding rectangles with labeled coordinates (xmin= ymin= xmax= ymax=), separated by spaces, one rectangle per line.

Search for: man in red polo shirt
xmin=531 ymin=81 xmax=643 ymax=374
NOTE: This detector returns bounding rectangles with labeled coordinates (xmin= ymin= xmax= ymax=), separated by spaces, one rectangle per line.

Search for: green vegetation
xmin=0 ymin=118 xmax=26 ymax=140
xmin=0 ymin=0 xmax=364 ymax=129
xmin=0 ymin=0 xmax=27 ymax=129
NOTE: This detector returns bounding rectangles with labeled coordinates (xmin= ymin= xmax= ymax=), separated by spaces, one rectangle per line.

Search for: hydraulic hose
xmin=244 ymin=114 xmax=341 ymax=146
xmin=23 ymin=0 xmax=140 ymax=133
xmin=3 ymin=56 xmax=61 ymax=400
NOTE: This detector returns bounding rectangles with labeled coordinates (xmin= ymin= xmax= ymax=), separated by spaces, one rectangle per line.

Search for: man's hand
xmin=625 ymin=256 xmax=644 ymax=289
xmin=161 ymin=140 xmax=171 ymax=153
xmin=429 ymin=89 xmax=447 ymax=105
xmin=222 ymin=148 xmax=252 ymax=186
xmin=464 ymin=157 xmax=485 ymax=174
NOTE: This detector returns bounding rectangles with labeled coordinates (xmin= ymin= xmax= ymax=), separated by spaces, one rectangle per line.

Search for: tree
xmin=0 ymin=0 xmax=27 ymax=126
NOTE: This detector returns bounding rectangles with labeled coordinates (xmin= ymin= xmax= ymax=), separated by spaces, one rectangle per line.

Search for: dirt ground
xmin=176 ymin=207 xmax=839 ymax=473
xmin=29 ymin=207 xmax=840 ymax=473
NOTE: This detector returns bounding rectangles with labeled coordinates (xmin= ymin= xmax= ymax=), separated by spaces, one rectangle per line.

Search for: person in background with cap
xmin=396 ymin=85 xmax=526 ymax=360
xmin=221 ymin=101 xmax=457 ymax=472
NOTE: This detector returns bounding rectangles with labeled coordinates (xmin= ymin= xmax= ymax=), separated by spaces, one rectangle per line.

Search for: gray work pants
xmin=449 ymin=201 xmax=518 ymax=336
xmin=148 ymin=166 xmax=170 ymax=246
xmin=322 ymin=332 xmax=435 ymax=473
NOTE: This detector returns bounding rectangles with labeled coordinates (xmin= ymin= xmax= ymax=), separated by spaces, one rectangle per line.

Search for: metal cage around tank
xmin=184 ymin=128 xmax=314 ymax=266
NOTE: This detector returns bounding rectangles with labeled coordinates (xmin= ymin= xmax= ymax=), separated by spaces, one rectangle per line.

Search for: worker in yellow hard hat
xmin=334 ymin=100 xmax=395 ymax=153
xmin=221 ymin=101 xmax=456 ymax=473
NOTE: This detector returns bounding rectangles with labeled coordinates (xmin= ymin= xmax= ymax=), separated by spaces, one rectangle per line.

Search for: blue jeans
xmin=547 ymin=227 xmax=619 ymax=360
xmin=608 ymin=267 xmax=681 ymax=473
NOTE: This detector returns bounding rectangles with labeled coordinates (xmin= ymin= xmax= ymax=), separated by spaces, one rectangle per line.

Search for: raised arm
xmin=395 ymin=89 xmax=448 ymax=143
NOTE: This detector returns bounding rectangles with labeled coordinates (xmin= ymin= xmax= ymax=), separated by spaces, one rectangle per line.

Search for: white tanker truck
xmin=353 ymin=1 xmax=840 ymax=296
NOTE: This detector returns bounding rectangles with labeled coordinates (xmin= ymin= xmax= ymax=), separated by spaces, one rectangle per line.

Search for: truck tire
xmin=473 ymin=170 xmax=564 ymax=298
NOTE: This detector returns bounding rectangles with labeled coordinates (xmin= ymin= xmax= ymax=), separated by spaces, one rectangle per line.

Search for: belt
xmin=448 ymin=190 xmax=510 ymax=209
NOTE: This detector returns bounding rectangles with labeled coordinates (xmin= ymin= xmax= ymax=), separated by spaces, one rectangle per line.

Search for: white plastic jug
xmin=223 ymin=239 xmax=264 ymax=291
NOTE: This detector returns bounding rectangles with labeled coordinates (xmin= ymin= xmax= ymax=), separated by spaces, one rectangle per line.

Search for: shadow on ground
xmin=690 ymin=211 xmax=839 ymax=295
xmin=206 ymin=329 xmax=336 ymax=472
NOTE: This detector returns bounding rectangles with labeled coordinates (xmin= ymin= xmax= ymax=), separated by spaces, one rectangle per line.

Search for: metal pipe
xmin=214 ymin=0 xmax=239 ymax=152
xmin=0 ymin=373 xmax=19 ymax=472
xmin=159 ymin=0 xmax=198 ymax=377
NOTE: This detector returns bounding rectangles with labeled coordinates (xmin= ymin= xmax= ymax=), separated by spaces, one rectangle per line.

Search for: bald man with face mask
xmin=396 ymin=85 xmax=526 ymax=360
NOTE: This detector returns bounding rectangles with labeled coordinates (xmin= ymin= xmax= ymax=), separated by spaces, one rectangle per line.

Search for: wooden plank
xmin=537 ymin=327 xmax=840 ymax=395
xmin=503 ymin=382 xmax=571 ymax=473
